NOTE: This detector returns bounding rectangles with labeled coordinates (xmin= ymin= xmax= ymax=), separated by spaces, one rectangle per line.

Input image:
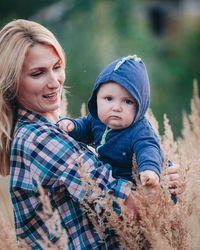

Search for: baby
xmin=58 ymin=55 xmax=164 ymax=187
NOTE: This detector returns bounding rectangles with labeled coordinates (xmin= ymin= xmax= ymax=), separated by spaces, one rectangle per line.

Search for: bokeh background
xmin=1 ymin=0 xmax=200 ymax=138
xmin=0 ymin=0 xmax=200 ymax=230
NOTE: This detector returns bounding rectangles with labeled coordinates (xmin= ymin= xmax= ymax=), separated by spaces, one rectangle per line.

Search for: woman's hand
xmin=166 ymin=163 xmax=182 ymax=194
xmin=124 ymin=191 xmax=140 ymax=219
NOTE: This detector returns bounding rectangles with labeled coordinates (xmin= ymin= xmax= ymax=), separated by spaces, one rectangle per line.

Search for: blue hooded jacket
xmin=68 ymin=55 xmax=163 ymax=182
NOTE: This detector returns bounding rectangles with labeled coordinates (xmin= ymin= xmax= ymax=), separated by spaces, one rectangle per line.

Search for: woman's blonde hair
xmin=0 ymin=19 xmax=66 ymax=176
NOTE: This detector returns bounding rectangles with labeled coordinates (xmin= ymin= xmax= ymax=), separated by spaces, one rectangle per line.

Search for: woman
xmin=0 ymin=19 xmax=179 ymax=249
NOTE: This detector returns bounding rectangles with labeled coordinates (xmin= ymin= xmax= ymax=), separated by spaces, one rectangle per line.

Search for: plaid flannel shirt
xmin=10 ymin=108 xmax=131 ymax=249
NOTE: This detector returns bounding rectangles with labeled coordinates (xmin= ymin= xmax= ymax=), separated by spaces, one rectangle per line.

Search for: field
xmin=0 ymin=81 xmax=200 ymax=249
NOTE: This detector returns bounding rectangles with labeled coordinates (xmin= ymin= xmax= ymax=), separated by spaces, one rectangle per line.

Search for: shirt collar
xmin=17 ymin=108 xmax=50 ymax=125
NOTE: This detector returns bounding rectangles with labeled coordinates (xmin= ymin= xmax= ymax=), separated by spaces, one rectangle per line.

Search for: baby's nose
xmin=112 ymin=102 xmax=122 ymax=111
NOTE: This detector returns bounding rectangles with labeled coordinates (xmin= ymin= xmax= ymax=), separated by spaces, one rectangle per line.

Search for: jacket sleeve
xmin=58 ymin=114 xmax=94 ymax=145
xmin=132 ymin=118 xmax=164 ymax=178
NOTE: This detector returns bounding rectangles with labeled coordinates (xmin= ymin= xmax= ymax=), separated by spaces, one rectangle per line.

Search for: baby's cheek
xmin=99 ymin=115 xmax=108 ymax=125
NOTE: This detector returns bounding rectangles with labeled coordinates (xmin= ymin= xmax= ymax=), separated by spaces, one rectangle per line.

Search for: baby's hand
xmin=140 ymin=170 xmax=159 ymax=188
xmin=59 ymin=119 xmax=75 ymax=133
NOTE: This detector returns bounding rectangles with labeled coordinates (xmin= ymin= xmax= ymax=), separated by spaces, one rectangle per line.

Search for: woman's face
xmin=17 ymin=44 xmax=65 ymax=118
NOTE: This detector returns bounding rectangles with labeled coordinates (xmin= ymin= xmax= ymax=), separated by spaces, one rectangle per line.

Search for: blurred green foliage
xmin=0 ymin=0 xmax=58 ymax=23
xmin=0 ymin=0 xmax=199 ymax=138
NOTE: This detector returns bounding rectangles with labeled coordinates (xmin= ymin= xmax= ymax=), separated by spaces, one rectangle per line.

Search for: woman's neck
xmin=38 ymin=110 xmax=60 ymax=124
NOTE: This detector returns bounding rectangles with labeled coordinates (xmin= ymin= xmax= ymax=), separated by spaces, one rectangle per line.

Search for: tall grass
xmin=0 ymin=80 xmax=200 ymax=249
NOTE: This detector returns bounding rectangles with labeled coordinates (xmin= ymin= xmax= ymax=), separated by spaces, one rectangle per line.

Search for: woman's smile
xmin=42 ymin=92 xmax=58 ymax=102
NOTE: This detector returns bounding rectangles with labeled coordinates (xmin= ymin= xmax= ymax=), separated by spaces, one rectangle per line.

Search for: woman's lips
xmin=43 ymin=92 xmax=58 ymax=101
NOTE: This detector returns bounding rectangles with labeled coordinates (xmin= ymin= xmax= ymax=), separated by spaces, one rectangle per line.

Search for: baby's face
xmin=96 ymin=82 xmax=137 ymax=129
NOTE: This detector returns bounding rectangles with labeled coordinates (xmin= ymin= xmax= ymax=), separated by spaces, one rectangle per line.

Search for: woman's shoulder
xmin=14 ymin=119 xmax=62 ymax=144
xmin=14 ymin=109 xmax=79 ymax=148
xmin=16 ymin=109 xmax=60 ymax=136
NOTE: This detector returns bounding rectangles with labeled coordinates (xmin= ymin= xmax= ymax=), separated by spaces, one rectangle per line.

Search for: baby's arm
xmin=59 ymin=119 xmax=75 ymax=133
xmin=132 ymin=118 xmax=164 ymax=187
xmin=140 ymin=170 xmax=159 ymax=188
xmin=57 ymin=114 xmax=94 ymax=145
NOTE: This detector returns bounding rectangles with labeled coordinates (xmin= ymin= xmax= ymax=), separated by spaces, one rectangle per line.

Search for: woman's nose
xmin=47 ymin=72 xmax=60 ymax=88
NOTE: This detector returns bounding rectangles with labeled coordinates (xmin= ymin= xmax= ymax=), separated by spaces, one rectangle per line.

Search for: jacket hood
xmin=88 ymin=55 xmax=150 ymax=124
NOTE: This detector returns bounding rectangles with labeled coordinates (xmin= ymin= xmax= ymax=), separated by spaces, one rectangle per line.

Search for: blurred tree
xmin=0 ymin=0 xmax=58 ymax=22
xmin=149 ymin=17 xmax=200 ymax=137
xmin=44 ymin=0 xmax=200 ymax=138
xmin=0 ymin=0 xmax=199 ymax=138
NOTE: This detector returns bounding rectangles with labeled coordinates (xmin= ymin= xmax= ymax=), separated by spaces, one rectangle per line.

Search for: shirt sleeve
xmin=15 ymin=124 xmax=131 ymax=203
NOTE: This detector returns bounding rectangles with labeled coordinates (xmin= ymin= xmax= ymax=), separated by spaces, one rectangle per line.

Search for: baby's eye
xmin=106 ymin=97 xmax=112 ymax=101
xmin=124 ymin=99 xmax=133 ymax=104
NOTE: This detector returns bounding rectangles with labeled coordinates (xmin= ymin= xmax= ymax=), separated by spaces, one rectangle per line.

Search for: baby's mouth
xmin=110 ymin=115 xmax=120 ymax=119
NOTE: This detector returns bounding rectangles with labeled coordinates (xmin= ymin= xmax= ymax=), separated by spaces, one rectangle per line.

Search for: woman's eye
xmin=106 ymin=97 xmax=112 ymax=101
xmin=31 ymin=71 xmax=43 ymax=77
xmin=54 ymin=64 xmax=61 ymax=70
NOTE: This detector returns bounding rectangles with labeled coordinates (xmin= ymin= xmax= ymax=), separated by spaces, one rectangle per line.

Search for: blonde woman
xmin=0 ymin=19 xmax=180 ymax=249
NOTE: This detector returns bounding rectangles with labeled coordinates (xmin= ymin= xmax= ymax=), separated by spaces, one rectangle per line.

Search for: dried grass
xmin=60 ymin=88 xmax=69 ymax=117
xmin=35 ymin=182 xmax=69 ymax=249
xmin=75 ymin=79 xmax=200 ymax=249
xmin=0 ymin=210 xmax=19 ymax=250
xmin=1 ymin=80 xmax=200 ymax=249
xmin=80 ymin=102 xmax=87 ymax=117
